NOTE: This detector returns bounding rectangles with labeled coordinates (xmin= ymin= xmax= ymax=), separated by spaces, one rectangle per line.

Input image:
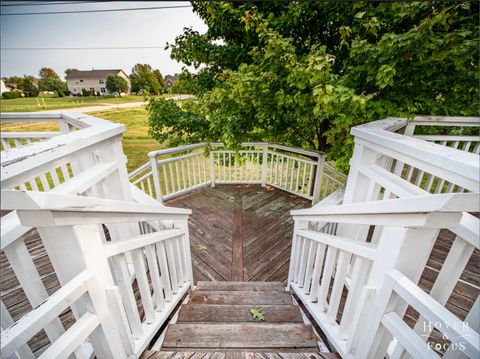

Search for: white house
xmin=65 ymin=69 xmax=131 ymax=96
xmin=0 ymin=79 xmax=10 ymax=94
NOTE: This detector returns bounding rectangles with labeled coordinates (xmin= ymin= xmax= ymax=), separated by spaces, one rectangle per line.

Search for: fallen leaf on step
xmin=249 ymin=308 xmax=265 ymax=321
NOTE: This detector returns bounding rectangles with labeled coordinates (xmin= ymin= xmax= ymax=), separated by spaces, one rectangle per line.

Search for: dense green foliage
xmin=38 ymin=67 xmax=67 ymax=95
xmin=2 ymin=91 xmax=21 ymax=99
xmin=2 ymin=76 xmax=39 ymax=97
xmin=130 ymin=64 xmax=165 ymax=94
xmin=151 ymin=1 xmax=479 ymax=171
xmin=21 ymin=77 xmax=39 ymax=97
xmin=106 ymin=74 xmax=129 ymax=96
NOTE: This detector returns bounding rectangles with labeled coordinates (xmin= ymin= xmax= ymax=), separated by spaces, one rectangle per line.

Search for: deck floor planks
xmin=166 ymin=185 xmax=310 ymax=282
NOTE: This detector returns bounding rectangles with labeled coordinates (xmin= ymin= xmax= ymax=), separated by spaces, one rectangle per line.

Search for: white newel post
xmin=36 ymin=224 xmax=128 ymax=359
xmin=210 ymin=151 xmax=215 ymax=187
xmin=352 ymin=225 xmax=443 ymax=359
xmin=311 ymin=155 xmax=325 ymax=204
xmin=149 ymin=153 xmax=164 ymax=204
xmin=261 ymin=145 xmax=268 ymax=187
xmin=94 ymin=137 xmax=140 ymax=245
xmin=94 ymin=137 xmax=133 ymax=202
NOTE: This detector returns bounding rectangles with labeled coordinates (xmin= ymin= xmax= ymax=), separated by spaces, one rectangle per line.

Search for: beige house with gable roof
xmin=66 ymin=69 xmax=131 ymax=96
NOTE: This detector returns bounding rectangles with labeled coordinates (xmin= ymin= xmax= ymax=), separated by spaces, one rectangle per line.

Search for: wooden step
xmin=141 ymin=351 xmax=340 ymax=359
xmin=189 ymin=291 xmax=292 ymax=305
xmin=196 ymin=281 xmax=285 ymax=292
xmin=161 ymin=323 xmax=319 ymax=352
xmin=178 ymin=304 xmax=303 ymax=323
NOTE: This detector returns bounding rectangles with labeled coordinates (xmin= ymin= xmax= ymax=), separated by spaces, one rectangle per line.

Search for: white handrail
xmin=1 ymin=190 xmax=191 ymax=215
xmin=292 ymin=192 xmax=479 ymax=216
xmin=288 ymin=116 xmax=479 ymax=358
xmin=352 ymin=126 xmax=479 ymax=190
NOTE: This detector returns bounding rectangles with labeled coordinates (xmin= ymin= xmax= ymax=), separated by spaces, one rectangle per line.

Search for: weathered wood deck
xmin=1 ymin=185 xmax=478 ymax=354
xmin=166 ymin=185 xmax=310 ymax=283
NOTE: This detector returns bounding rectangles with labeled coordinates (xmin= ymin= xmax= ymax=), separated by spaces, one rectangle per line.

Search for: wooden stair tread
xmin=178 ymin=304 xmax=303 ymax=323
xmin=141 ymin=351 xmax=340 ymax=359
xmin=161 ymin=323 xmax=319 ymax=351
xmin=196 ymin=282 xmax=285 ymax=292
xmin=189 ymin=291 xmax=293 ymax=305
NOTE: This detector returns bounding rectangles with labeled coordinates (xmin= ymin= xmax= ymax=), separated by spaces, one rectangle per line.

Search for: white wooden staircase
xmin=141 ymin=281 xmax=338 ymax=358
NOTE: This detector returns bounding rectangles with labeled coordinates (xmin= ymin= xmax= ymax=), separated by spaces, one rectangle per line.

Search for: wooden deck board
xmin=177 ymin=304 xmax=304 ymax=323
xmin=141 ymin=351 xmax=340 ymax=359
xmin=167 ymin=185 xmax=310 ymax=283
xmin=161 ymin=323 xmax=319 ymax=351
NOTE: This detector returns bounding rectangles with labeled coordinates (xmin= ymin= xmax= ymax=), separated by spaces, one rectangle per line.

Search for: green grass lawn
xmin=87 ymin=107 xmax=163 ymax=172
xmin=0 ymin=95 xmax=146 ymax=112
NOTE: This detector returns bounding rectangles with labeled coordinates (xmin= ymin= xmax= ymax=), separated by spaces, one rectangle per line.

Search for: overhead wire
xmin=0 ymin=1 xmax=114 ymax=6
xmin=1 ymin=4 xmax=192 ymax=16
xmin=2 ymin=46 xmax=165 ymax=50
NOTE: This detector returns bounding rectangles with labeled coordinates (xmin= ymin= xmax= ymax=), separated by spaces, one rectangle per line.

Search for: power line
xmin=1 ymin=1 xmax=115 ymax=6
xmin=1 ymin=4 xmax=192 ymax=16
xmin=2 ymin=46 xmax=164 ymax=50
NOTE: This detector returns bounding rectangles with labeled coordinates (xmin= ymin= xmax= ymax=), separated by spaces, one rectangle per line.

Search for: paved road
xmin=41 ymin=94 xmax=194 ymax=114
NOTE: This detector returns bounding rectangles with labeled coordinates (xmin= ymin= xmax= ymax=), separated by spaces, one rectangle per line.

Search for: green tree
xmin=64 ymin=68 xmax=79 ymax=78
xmin=3 ymin=76 xmax=39 ymax=97
xmin=106 ymin=74 xmax=129 ymax=96
xmin=153 ymin=69 xmax=166 ymax=92
xmin=154 ymin=2 xmax=479 ymax=171
xmin=38 ymin=67 xmax=67 ymax=94
xmin=130 ymin=64 xmax=164 ymax=94
xmin=3 ymin=76 xmax=24 ymax=87
xmin=22 ymin=77 xmax=39 ymax=97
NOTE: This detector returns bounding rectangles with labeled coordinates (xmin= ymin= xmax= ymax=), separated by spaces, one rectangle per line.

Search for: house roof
xmin=66 ymin=69 xmax=126 ymax=80
xmin=165 ymin=75 xmax=179 ymax=81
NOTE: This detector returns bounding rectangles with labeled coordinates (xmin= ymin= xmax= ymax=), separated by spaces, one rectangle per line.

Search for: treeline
xmin=3 ymin=67 xmax=67 ymax=98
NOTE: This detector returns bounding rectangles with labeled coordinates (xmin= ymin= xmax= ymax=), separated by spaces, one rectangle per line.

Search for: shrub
xmin=2 ymin=91 xmax=21 ymax=99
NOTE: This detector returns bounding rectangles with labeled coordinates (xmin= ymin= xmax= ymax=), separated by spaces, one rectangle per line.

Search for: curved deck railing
xmin=288 ymin=116 xmax=480 ymax=358
xmin=129 ymin=142 xmax=346 ymax=204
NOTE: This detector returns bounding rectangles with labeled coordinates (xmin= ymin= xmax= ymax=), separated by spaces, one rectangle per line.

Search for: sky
xmin=0 ymin=1 xmax=208 ymax=79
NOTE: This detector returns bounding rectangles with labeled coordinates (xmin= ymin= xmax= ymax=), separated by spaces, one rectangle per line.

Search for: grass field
xmin=0 ymin=95 xmax=146 ymax=112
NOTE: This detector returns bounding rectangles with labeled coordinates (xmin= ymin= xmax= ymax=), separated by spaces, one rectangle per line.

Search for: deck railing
xmin=405 ymin=116 xmax=480 ymax=154
xmin=1 ymin=191 xmax=193 ymax=359
xmin=130 ymin=142 xmax=346 ymax=204
xmin=288 ymin=116 xmax=480 ymax=358
xmin=1 ymin=112 xmax=193 ymax=358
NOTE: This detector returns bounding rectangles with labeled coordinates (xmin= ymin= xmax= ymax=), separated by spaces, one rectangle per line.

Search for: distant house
xmin=31 ymin=77 xmax=41 ymax=88
xmin=65 ymin=69 xmax=131 ymax=96
xmin=165 ymin=74 xmax=179 ymax=89
xmin=1 ymin=80 xmax=10 ymax=94
xmin=5 ymin=82 xmax=18 ymax=90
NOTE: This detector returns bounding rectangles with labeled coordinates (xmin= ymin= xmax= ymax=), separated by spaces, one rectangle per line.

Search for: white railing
xmin=130 ymin=142 xmax=346 ymax=204
xmin=1 ymin=190 xmax=193 ymax=359
xmin=290 ymin=193 xmax=479 ymax=359
xmin=288 ymin=116 xmax=480 ymax=359
xmin=1 ymin=112 xmax=194 ymax=358
xmin=0 ymin=113 xmax=78 ymax=151
xmin=405 ymin=116 xmax=480 ymax=154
